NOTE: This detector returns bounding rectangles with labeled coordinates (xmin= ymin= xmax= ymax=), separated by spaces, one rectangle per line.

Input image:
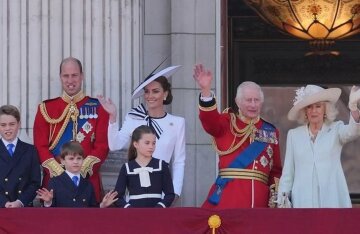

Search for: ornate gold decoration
xmin=208 ymin=214 xmax=221 ymax=234
xmin=268 ymin=177 xmax=280 ymax=208
xmin=42 ymin=158 xmax=65 ymax=177
xmin=61 ymin=91 xmax=85 ymax=104
xmin=80 ymin=155 xmax=101 ymax=178
xmin=40 ymin=92 xmax=84 ymax=150
xmin=212 ymin=112 xmax=258 ymax=156
xmin=219 ymin=168 xmax=269 ymax=184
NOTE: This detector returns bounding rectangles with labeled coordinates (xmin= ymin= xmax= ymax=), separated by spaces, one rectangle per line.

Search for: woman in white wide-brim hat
xmin=277 ymin=84 xmax=360 ymax=208
xmin=97 ymin=65 xmax=185 ymax=203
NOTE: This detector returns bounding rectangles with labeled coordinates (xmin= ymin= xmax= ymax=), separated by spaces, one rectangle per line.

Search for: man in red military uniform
xmin=193 ymin=64 xmax=282 ymax=208
xmin=33 ymin=57 xmax=109 ymax=202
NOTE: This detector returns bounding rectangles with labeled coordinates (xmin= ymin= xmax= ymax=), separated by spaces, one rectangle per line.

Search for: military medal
xmin=267 ymin=145 xmax=273 ymax=158
xmin=82 ymin=121 xmax=93 ymax=134
xmin=260 ymin=155 xmax=269 ymax=167
xmin=88 ymin=107 xmax=94 ymax=119
xmin=76 ymin=132 xmax=85 ymax=143
xmin=79 ymin=108 xmax=84 ymax=119
xmin=93 ymin=107 xmax=98 ymax=119
xmin=84 ymin=108 xmax=89 ymax=119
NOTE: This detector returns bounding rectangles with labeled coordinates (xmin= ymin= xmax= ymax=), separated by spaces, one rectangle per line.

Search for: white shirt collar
xmin=65 ymin=171 xmax=81 ymax=179
xmin=2 ymin=138 xmax=18 ymax=147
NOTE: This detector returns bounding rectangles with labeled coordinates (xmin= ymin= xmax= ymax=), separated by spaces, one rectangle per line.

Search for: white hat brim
xmin=131 ymin=65 xmax=181 ymax=99
xmin=288 ymin=88 xmax=341 ymax=121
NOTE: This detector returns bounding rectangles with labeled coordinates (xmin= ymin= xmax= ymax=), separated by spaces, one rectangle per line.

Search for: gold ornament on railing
xmin=208 ymin=214 xmax=221 ymax=234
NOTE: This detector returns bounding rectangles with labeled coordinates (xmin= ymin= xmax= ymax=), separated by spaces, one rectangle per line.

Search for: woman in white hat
xmin=277 ymin=85 xmax=360 ymax=208
xmin=98 ymin=66 xmax=185 ymax=203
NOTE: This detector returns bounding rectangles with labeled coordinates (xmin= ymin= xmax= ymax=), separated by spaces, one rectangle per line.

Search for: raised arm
xmin=193 ymin=64 xmax=213 ymax=97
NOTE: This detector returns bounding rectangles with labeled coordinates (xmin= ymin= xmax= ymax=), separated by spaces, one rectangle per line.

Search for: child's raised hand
xmin=100 ymin=190 xmax=119 ymax=208
xmin=36 ymin=188 xmax=54 ymax=202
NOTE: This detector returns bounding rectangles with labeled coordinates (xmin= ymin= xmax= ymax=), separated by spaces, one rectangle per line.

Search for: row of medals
xmin=79 ymin=107 xmax=98 ymax=119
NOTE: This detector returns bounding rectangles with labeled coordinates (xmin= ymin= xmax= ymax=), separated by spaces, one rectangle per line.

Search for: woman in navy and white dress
xmin=98 ymin=66 xmax=185 ymax=201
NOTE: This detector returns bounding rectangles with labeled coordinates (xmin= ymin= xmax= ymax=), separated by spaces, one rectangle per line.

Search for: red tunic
xmin=199 ymin=104 xmax=282 ymax=209
xmin=33 ymin=95 xmax=109 ymax=202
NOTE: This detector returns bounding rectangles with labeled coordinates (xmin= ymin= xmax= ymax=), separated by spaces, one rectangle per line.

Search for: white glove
xmin=349 ymin=86 xmax=360 ymax=111
xmin=276 ymin=192 xmax=292 ymax=208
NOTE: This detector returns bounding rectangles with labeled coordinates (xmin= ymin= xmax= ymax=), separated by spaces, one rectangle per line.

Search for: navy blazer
xmin=0 ymin=139 xmax=41 ymax=207
xmin=48 ymin=172 xmax=98 ymax=207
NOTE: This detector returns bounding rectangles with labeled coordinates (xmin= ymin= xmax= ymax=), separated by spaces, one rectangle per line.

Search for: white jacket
xmin=278 ymin=115 xmax=360 ymax=208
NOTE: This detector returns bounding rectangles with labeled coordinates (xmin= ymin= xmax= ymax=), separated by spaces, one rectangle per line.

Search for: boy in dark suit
xmin=36 ymin=141 xmax=117 ymax=207
xmin=0 ymin=105 xmax=41 ymax=208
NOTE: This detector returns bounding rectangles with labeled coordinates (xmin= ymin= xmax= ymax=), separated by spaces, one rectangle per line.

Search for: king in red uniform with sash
xmin=33 ymin=57 xmax=109 ymax=202
xmin=193 ymin=64 xmax=282 ymax=208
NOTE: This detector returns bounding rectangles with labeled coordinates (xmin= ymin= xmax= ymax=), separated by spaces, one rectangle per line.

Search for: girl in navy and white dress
xmin=113 ymin=125 xmax=175 ymax=208
xmin=98 ymin=66 xmax=185 ymax=201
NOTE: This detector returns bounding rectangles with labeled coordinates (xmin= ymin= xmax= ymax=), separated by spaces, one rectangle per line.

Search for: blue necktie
xmin=7 ymin=144 xmax=14 ymax=157
xmin=72 ymin=176 xmax=79 ymax=187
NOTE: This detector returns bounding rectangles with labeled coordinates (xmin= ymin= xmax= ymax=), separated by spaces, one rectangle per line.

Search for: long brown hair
xmin=128 ymin=125 xmax=156 ymax=161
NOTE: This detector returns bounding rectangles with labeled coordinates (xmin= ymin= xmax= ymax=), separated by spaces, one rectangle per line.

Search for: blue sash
xmin=208 ymin=122 xmax=274 ymax=205
xmin=51 ymin=98 xmax=100 ymax=156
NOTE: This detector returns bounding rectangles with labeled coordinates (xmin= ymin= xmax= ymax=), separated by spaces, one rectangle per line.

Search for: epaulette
xmin=261 ymin=118 xmax=276 ymax=130
xmin=85 ymin=97 xmax=100 ymax=106
xmin=41 ymin=97 xmax=61 ymax=104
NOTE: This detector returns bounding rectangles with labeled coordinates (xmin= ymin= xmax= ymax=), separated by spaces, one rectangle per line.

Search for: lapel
xmin=11 ymin=139 xmax=25 ymax=164
xmin=0 ymin=141 xmax=10 ymax=163
xmin=77 ymin=177 xmax=87 ymax=195
xmin=59 ymin=173 xmax=78 ymax=194
xmin=1 ymin=140 xmax=26 ymax=177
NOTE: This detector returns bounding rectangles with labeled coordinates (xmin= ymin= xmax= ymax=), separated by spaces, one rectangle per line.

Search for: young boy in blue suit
xmin=37 ymin=141 xmax=117 ymax=207
xmin=0 ymin=105 xmax=41 ymax=208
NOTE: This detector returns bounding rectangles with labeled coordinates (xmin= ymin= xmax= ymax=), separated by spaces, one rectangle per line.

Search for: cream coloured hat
xmin=288 ymin=85 xmax=341 ymax=121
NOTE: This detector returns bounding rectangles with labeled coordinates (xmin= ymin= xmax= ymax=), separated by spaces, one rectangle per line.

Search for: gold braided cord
xmin=40 ymin=102 xmax=70 ymax=124
xmin=40 ymin=92 xmax=84 ymax=152
xmin=212 ymin=113 xmax=257 ymax=156
xmin=49 ymin=111 xmax=72 ymax=150
xmin=40 ymin=101 xmax=80 ymax=151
